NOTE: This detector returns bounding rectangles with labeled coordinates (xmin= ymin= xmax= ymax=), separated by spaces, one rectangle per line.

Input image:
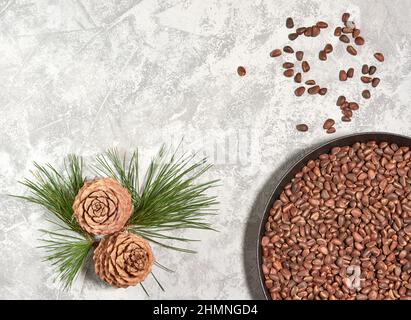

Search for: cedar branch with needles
xmin=15 ymin=146 xmax=218 ymax=289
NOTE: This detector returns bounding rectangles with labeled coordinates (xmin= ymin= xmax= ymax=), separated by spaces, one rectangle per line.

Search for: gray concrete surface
xmin=0 ymin=0 xmax=410 ymax=299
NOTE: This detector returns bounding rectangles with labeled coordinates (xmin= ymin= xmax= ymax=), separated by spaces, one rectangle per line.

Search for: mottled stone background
xmin=0 ymin=0 xmax=410 ymax=299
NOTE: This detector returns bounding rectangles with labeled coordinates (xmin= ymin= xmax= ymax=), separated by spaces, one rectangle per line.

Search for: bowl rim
xmin=256 ymin=131 xmax=411 ymax=300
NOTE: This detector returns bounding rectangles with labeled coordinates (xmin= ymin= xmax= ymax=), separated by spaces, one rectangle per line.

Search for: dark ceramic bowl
xmin=257 ymin=132 xmax=411 ymax=300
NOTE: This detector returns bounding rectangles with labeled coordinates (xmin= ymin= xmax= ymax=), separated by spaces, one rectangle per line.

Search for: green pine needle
xmin=154 ymin=261 xmax=174 ymax=273
xmin=151 ymin=272 xmax=165 ymax=292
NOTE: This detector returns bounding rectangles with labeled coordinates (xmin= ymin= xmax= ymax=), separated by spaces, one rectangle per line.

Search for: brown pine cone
xmin=93 ymin=232 xmax=155 ymax=288
xmin=73 ymin=178 xmax=133 ymax=235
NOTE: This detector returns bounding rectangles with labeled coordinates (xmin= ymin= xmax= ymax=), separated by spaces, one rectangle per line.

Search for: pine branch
xmin=15 ymin=145 xmax=218 ymax=291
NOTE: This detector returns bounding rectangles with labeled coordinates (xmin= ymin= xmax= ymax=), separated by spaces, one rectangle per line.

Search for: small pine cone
xmin=94 ymin=232 xmax=155 ymax=288
xmin=73 ymin=178 xmax=133 ymax=235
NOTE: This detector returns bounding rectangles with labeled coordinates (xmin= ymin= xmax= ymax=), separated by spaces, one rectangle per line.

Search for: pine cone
xmin=93 ymin=232 xmax=155 ymax=288
xmin=73 ymin=178 xmax=133 ymax=235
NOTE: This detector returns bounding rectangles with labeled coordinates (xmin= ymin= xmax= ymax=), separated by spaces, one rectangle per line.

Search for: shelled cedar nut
xmin=362 ymin=89 xmax=371 ymax=99
xmin=283 ymin=46 xmax=294 ymax=53
xmin=284 ymin=69 xmax=294 ymax=77
xmin=294 ymin=86 xmax=305 ymax=96
xmin=372 ymin=78 xmax=380 ymax=87
xmin=323 ymin=118 xmax=335 ymax=129
xmin=339 ymin=70 xmax=348 ymax=81
xmin=294 ymin=73 xmax=302 ymax=83
xmin=307 ymin=85 xmax=320 ymax=94
xmin=347 ymin=45 xmax=357 ymax=56
xmin=283 ymin=62 xmax=294 ymax=69
xmin=355 ymin=36 xmax=365 ymax=45
xmin=296 ymin=124 xmax=308 ymax=132
xmin=237 ymin=66 xmax=246 ymax=76
xmin=362 ymin=64 xmax=369 ymax=74
xmin=262 ymin=141 xmax=411 ymax=300
xmin=347 ymin=68 xmax=354 ymax=78
xmin=302 ymin=61 xmax=310 ymax=72
xmin=270 ymin=49 xmax=282 ymax=57
xmin=339 ymin=35 xmax=350 ymax=43
xmin=368 ymin=66 xmax=377 ymax=75
xmin=286 ymin=17 xmax=294 ymax=28
xmin=296 ymin=51 xmax=304 ymax=61
xmin=361 ymin=76 xmax=372 ymax=83
xmin=374 ymin=52 xmax=385 ymax=62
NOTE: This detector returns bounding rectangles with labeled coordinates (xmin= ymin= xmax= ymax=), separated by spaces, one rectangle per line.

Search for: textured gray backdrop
xmin=0 ymin=0 xmax=410 ymax=299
